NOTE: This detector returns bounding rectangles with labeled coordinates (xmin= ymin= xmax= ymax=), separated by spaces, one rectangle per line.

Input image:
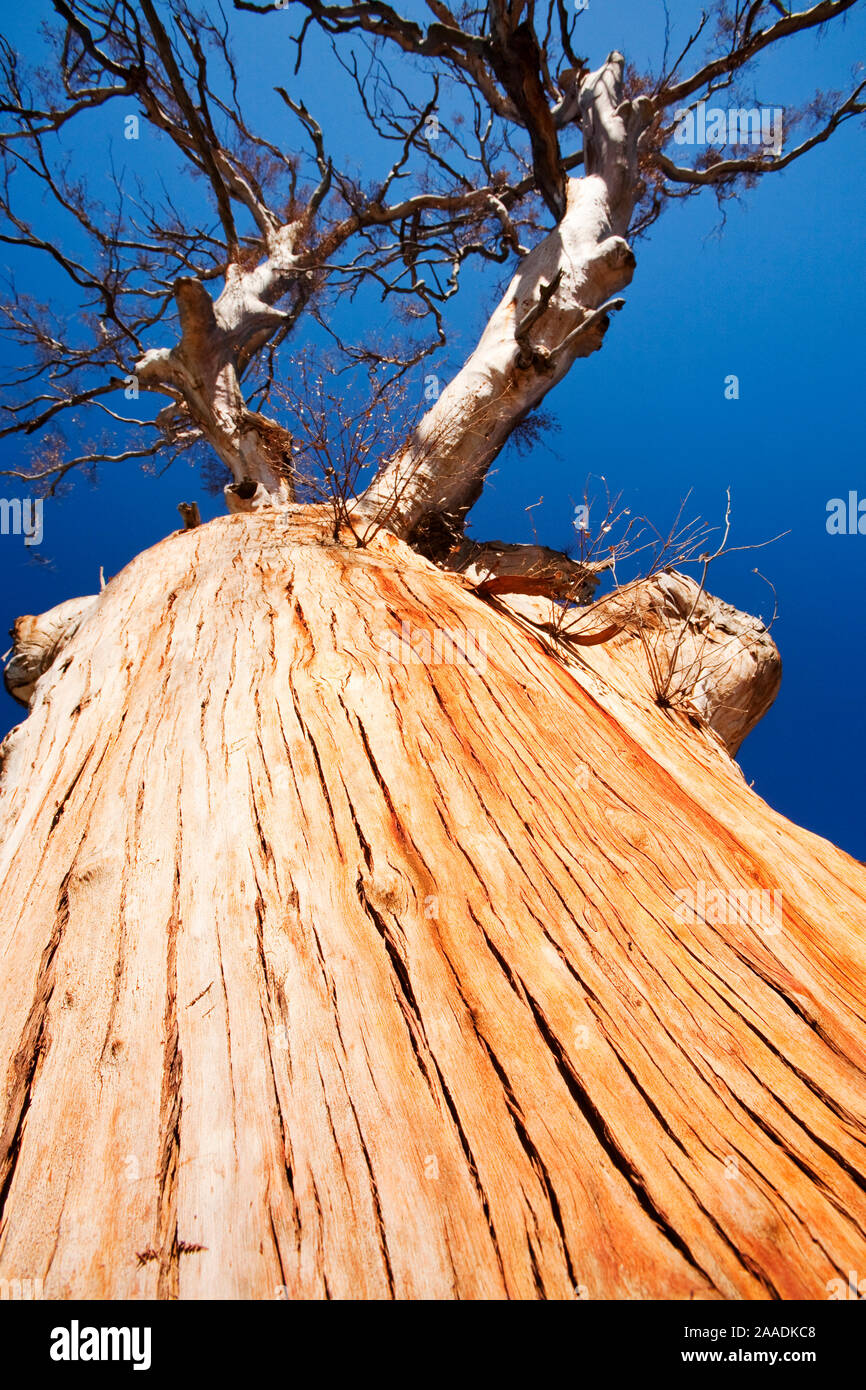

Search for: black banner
xmin=0 ymin=1296 xmax=861 ymax=1378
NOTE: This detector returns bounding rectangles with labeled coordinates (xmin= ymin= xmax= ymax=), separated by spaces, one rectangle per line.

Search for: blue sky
xmin=0 ymin=1 xmax=863 ymax=857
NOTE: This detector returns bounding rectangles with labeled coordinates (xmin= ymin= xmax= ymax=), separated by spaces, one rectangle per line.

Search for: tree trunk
xmin=1 ymin=511 xmax=865 ymax=1300
xmin=355 ymin=54 xmax=652 ymax=547
xmin=356 ymin=175 xmax=636 ymax=545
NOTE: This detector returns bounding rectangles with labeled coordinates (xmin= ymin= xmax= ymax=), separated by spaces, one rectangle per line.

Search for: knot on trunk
xmin=224 ymin=477 xmax=292 ymax=514
xmin=576 ymin=571 xmax=782 ymax=753
xmin=3 ymin=596 xmax=97 ymax=708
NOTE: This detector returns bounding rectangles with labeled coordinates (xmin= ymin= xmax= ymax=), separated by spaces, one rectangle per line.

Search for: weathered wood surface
xmin=0 ymin=511 xmax=865 ymax=1299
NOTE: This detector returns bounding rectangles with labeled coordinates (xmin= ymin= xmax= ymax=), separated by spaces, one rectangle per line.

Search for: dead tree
xmin=0 ymin=0 xmax=864 ymax=1299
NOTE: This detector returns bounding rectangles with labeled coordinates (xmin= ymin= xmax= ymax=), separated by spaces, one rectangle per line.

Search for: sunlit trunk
xmin=0 ymin=511 xmax=864 ymax=1299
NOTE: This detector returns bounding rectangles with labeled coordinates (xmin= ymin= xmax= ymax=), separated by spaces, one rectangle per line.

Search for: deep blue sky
xmin=0 ymin=1 xmax=864 ymax=857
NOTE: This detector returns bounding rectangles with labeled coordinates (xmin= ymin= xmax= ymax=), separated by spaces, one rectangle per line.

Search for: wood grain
xmin=0 ymin=510 xmax=864 ymax=1300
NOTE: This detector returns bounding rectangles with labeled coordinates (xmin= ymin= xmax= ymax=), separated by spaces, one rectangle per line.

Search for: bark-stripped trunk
xmin=356 ymin=174 xmax=636 ymax=545
xmin=1 ymin=511 xmax=865 ymax=1300
xmin=356 ymin=54 xmax=652 ymax=545
xmin=137 ymin=272 xmax=299 ymax=503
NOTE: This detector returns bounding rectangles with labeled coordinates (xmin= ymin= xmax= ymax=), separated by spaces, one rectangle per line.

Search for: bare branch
xmin=658 ymin=0 xmax=861 ymax=108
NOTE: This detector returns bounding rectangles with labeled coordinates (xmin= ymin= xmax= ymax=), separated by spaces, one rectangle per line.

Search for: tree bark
xmin=1 ymin=512 xmax=865 ymax=1300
